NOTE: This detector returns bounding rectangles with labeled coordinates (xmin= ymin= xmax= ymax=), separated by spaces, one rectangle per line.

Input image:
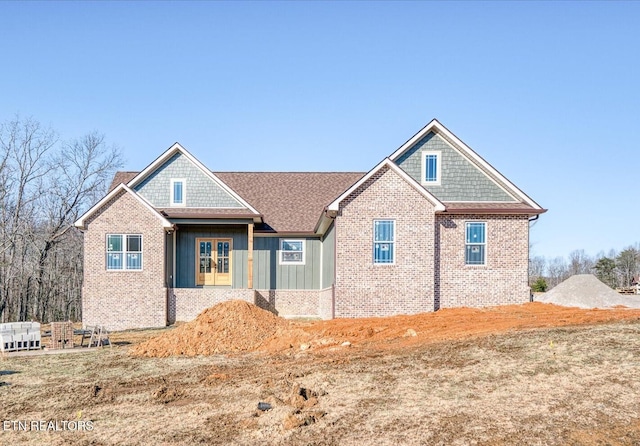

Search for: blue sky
xmin=2 ymin=1 xmax=639 ymax=260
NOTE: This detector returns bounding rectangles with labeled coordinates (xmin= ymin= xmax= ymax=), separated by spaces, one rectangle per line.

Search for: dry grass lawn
xmin=1 ymin=311 xmax=640 ymax=445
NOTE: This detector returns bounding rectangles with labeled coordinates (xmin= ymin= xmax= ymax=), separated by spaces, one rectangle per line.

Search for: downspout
xmin=527 ymin=214 xmax=539 ymax=302
xmin=331 ymin=214 xmax=337 ymax=319
xmin=172 ymin=229 xmax=177 ymax=289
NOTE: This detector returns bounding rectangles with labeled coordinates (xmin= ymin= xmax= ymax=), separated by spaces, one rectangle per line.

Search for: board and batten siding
xmin=253 ymin=237 xmax=321 ymax=290
xmin=395 ymin=132 xmax=515 ymax=202
xmin=175 ymin=225 xmax=248 ymax=288
xmin=321 ymin=223 xmax=335 ymax=289
xmin=134 ymin=152 xmax=244 ymax=208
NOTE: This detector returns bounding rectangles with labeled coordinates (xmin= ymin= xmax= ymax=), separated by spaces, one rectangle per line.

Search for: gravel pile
xmin=535 ymin=274 xmax=640 ymax=309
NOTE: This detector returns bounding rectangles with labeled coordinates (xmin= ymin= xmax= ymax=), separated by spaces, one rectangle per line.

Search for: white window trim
xmin=465 ymin=221 xmax=487 ymax=266
xmin=106 ymin=234 xmax=144 ymax=271
xmin=373 ymin=219 xmax=396 ymax=265
xmin=170 ymin=178 xmax=186 ymax=207
xmin=421 ymin=150 xmax=442 ymax=186
xmin=279 ymin=239 xmax=306 ymax=265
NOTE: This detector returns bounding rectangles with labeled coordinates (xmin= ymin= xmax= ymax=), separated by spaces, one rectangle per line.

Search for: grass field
xmin=1 ymin=313 xmax=640 ymax=445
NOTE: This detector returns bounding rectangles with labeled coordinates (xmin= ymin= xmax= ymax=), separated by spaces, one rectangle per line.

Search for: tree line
xmin=0 ymin=116 xmax=121 ymax=323
xmin=529 ymin=245 xmax=640 ymax=292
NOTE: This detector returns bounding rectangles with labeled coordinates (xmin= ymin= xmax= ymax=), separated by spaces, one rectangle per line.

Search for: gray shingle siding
xmin=396 ymin=132 xmax=515 ymax=202
xmin=135 ymin=153 xmax=244 ymax=208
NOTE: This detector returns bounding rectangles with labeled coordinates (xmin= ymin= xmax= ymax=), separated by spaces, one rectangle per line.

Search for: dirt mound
xmin=130 ymin=300 xmax=640 ymax=358
xmin=258 ymin=302 xmax=640 ymax=354
xmin=536 ymin=274 xmax=640 ymax=309
xmin=129 ymin=300 xmax=288 ymax=357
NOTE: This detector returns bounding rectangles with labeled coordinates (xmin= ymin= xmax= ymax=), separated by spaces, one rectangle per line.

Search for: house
xmin=74 ymin=119 xmax=546 ymax=330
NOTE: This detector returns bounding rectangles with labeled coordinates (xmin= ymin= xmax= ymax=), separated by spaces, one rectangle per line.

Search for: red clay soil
xmin=129 ymin=300 xmax=640 ymax=358
xmin=129 ymin=300 xmax=287 ymax=357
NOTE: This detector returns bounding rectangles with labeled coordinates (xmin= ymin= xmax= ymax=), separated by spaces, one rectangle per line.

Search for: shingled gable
xmin=389 ymin=118 xmax=545 ymax=212
xmin=125 ymin=142 xmax=261 ymax=215
xmin=326 ymin=158 xmax=446 ymax=212
xmin=74 ymin=183 xmax=172 ymax=230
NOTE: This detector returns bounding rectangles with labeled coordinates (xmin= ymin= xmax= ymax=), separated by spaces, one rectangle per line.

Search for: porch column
xmin=247 ymin=223 xmax=254 ymax=289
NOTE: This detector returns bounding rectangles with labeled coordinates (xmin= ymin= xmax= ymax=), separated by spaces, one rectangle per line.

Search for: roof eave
xmin=441 ymin=207 xmax=548 ymax=215
xmin=327 ymin=158 xmax=445 ymax=212
xmin=74 ymin=184 xmax=174 ymax=230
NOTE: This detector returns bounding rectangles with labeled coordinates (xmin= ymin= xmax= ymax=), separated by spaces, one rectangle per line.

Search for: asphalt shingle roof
xmin=109 ymin=170 xmax=364 ymax=233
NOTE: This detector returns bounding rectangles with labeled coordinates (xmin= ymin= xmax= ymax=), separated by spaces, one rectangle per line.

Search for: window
xmin=107 ymin=234 xmax=143 ymax=270
xmin=421 ymin=151 xmax=441 ymax=185
xmin=170 ymin=179 xmax=186 ymax=206
xmin=465 ymin=222 xmax=486 ymax=265
xmin=280 ymin=239 xmax=305 ymax=265
xmin=373 ymin=219 xmax=395 ymax=264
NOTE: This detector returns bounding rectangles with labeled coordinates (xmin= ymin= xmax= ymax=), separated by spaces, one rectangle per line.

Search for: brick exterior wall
xmin=435 ymin=214 xmax=530 ymax=308
xmin=82 ymin=190 xmax=168 ymax=331
xmin=169 ymin=288 xmax=254 ymax=323
xmin=318 ymin=287 xmax=334 ymax=320
xmin=169 ymin=288 xmax=326 ymax=321
xmin=334 ymin=165 xmax=437 ymax=318
xmin=254 ymin=289 xmax=325 ymax=318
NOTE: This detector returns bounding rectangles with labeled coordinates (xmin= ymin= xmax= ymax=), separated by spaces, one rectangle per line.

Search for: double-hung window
xmin=373 ymin=219 xmax=395 ymax=264
xmin=170 ymin=179 xmax=186 ymax=206
xmin=465 ymin=222 xmax=486 ymax=265
xmin=280 ymin=239 xmax=305 ymax=265
xmin=421 ymin=151 xmax=441 ymax=185
xmin=107 ymin=234 xmax=143 ymax=270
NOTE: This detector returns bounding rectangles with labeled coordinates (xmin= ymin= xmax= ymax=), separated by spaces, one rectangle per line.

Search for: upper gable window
xmin=421 ymin=151 xmax=441 ymax=186
xmin=170 ymin=179 xmax=186 ymax=206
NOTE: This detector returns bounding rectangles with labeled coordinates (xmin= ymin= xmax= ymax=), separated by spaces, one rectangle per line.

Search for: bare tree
xmin=547 ymin=256 xmax=569 ymax=289
xmin=568 ymin=249 xmax=594 ymax=276
xmin=616 ymin=247 xmax=640 ymax=288
xmin=529 ymin=255 xmax=546 ymax=284
xmin=0 ymin=115 xmax=122 ymax=323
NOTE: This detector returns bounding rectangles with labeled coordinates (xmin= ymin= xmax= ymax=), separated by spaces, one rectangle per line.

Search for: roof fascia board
xmin=389 ymin=119 xmax=543 ymax=210
xmin=126 ymin=143 xmax=261 ymax=215
xmin=327 ymin=158 xmax=445 ymax=212
xmin=253 ymin=232 xmax=321 ymax=238
xmin=443 ymin=208 xmax=547 ymax=215
xmin=74 ymin=184 xmax=173 ymax=229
